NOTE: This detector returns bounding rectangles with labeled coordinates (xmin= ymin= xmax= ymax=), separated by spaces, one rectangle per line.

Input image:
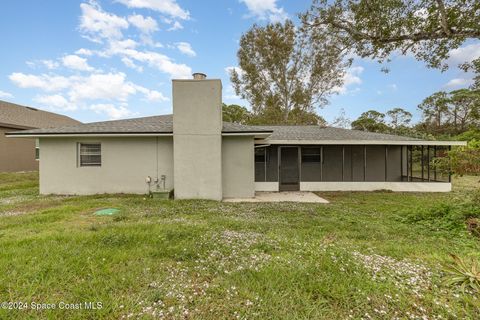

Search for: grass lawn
xmin=0 ymin=172 xmax=479 ymax=319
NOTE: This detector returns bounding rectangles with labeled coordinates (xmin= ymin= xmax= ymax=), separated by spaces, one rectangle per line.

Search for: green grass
xmin=0 ymin=172 xmax=479 ymax=319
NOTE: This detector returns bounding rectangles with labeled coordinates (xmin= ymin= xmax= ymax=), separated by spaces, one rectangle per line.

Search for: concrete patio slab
xmin=224 ymin=191 xmax=329 ymax=203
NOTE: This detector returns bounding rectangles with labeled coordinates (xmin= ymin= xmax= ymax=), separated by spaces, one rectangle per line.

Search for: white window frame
xmin=78 ymin=143 xmax=102 ymax=167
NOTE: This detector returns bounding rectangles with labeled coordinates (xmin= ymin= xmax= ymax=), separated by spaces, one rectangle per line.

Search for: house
xmin=0 ymin=100 xmax=81 ymax=172
xmin=6 ymin=74 xmax=466 ymax=199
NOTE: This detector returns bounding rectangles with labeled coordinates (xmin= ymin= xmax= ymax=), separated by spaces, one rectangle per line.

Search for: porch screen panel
xmin=254 ymin=147 xmax=266 ymax=182
xmin=322 ymin=146 xmax=343 ymax=181
xmin=301 ymin=147 xmax=321 ymax=181
xmin=386 ymin=146 xmax=402 ymax=181
xmin=351 ymin=146 xmax=365 ymax=181
xmin=266 ymin=145 xmax=279 ymax=182
xmin=342 ymin=146 xmax=351 ymax=181
xmin=365 ymin=146 xmax=386 ymax=181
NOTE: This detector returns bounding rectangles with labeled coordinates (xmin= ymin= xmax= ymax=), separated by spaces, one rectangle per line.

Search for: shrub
xmin=443 ymin=254 xmax=480 ymax=294
xmin=400 ymin=195 xmax=480 ymax=233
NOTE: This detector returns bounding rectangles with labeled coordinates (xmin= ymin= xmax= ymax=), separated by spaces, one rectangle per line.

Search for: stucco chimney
xmin=192 ymin=72 xmax=207 ymax=80
xmin=172 ymin=76 xmax=223 ymax=200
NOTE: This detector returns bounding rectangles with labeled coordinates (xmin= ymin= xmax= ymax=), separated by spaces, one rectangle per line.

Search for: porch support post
xmin=421 ymin=146 xmax=424 ymax=181
xmin=342 ymin=146 xmax=345 ymax=181
xmin=363 ymin=145 xmax=367 ymax=181
xmin=433 ymin=146 xmax=437 ymax=181
xmin=427 ymin=146 xmax=430 ymax=182
xmin=409 ymin=146 xmax=413 ymax=181
xmin=385 ymin=146 xmax=388 ymax=181
xmin=320 ymin=146 xmax=323 ymax=181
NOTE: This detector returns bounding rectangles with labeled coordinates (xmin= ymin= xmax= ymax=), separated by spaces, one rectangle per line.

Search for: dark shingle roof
xmin=6 ymin=111 xmax=423 ymax=142
xmin=0 ymin=100 xmax=81 ymax=129
xmin=7 ymin=114 xmax=272 ymax=135
xmin=256 ymin=125 xmax=420 ymax=141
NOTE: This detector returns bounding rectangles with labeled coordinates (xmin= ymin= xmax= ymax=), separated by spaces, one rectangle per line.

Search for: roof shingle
xmin=0 ymin=100 xmax=81 ymax=129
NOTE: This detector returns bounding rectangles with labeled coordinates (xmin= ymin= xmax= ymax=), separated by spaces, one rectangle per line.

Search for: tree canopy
xmin=417 ymin=89 xmax=480 ymax=135
xmin=302 ymin=0 xmax=480 ymax=71
xmin=230 ymin=19 xmax=347 ymax=125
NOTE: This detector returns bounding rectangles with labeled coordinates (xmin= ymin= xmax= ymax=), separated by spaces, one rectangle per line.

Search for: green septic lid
xmin=94 ymin=208 xmax=120 ymax=216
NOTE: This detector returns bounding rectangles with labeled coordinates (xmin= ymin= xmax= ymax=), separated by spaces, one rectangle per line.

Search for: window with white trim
xmin=78 ymin=143 xmax=101 ymax=167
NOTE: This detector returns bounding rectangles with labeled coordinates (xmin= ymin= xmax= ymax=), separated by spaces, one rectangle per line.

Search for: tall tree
xmin=222 ymin=103 xmax=251 ymax=124
xmin=386 ymin=107 xmax=412 ymax=131
xmin=418 ymin=89 xmax=480 ymax=135
xmin=302 ymin=0 xmax=480 ymax=71
xmin=230 ymin=20 xmax=347 ymax=125
xmin=330 ymin=108 xmax=351 ymax=128
xmin=351 ymin=110 xmax=389 ymax=133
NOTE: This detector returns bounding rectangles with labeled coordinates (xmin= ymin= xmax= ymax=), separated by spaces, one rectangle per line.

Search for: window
xmin=79 ymin=143 xmax=101 ymax=167
xmin=35 ymin=139 xmax=39 ymax=160
xmin=301 ymin=147 xmax=321 ymax=163
xmin=255 ymin=148 xmax=266 ymax=162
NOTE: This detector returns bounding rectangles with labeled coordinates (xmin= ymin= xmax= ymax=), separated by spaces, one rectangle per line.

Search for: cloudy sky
xmin=0 ymin=0 xmax=478 ymax=124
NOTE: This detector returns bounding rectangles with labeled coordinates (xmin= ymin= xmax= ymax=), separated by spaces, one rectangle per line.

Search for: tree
xmin=302 ymin=0 xmax=480 ymax=70
xmin=447 ymin=89 xmax=480 ymax=132
xmin=434 ymin=140 xmax=480 ymax=177
xmin=418 ymin=89 xmax=480 ymax=135
xmin=418 ymin=91 xmax=450 ymax=134
xmin=330 ymin=108 xmax=351 ymax=128
xmin=386 ymin=107 xmax=412 ymax=132
xmin=230 ymin=20 xmax=347 ymax=125
xmin=351 ymin=110 xmax=389 ymax=133
xmin=222 ymin=103 xmax=251 ymax=124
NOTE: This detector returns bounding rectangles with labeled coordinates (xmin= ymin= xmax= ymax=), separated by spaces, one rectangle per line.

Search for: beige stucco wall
xmin=0 ymin=127 xmax=38 ymax=172
xmin=39 ymin=137 xmax=173 ymax=195
xmin=222 ymin=136 xmax=255 ymax=198
xmin=173 ymin=79 xmax=223 ymax=200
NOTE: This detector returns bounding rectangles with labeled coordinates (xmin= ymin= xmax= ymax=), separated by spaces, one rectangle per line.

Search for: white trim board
xmin=300 ymin=182 xmax=451 ymax=192
xmin=255 ymin=139 xmax=466 ymax=146
xmin=255 ymin=182 xmax=279 ymax=192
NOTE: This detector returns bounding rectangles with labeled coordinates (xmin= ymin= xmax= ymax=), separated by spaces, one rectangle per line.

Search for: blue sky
xmin=0 ymin=0 xmax=478 ymax=124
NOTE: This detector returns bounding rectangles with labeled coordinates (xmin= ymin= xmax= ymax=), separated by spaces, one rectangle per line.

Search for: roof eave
xmin=6 ymin=132 xmax=174 ymax=138
xmin=256 ymin=139 xmax=467 ymax=146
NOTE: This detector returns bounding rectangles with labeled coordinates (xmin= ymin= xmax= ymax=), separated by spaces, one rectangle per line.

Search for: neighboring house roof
xmin=6 ymin=113 xmax=466 ymax=146
xmin=6 ymin=114 xmax=272 ymax=136
xmin=0 ymin=100 xmax=81 ymax=129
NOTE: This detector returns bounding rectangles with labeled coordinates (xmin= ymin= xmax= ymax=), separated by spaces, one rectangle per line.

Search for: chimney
xmin=172 ymin=75 xmax=223 ymax=200
xmin=192 ymin=72 xmax=207 ymax=80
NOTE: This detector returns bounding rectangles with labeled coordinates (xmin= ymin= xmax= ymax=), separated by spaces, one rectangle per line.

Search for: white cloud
xmin=333 ymin=66 xmax=364 ymax=94
xmin=448 ymin=43 xmax=480 ymax=66
xmin=121 ymin=57 xmax=144 ymax=72
xmin=9 ymin=73 xmax=71 ymax=92
xmin=62 ymin=55 xmax=95 ymax=72
xmin=444 ymin=78 xmax=473 ymax=89
xmin=34 ymin=94 xmax=76 ymax=111
xmin=42 ymin=60 xmax=60 ymax=70
xmin=133 ymin=84 xmax=169 ymax=102
xmin=119 ymin=48 xmax=192 ymax=78
xmin=89 ymin=103 xmax=133 ymax=119
xmin=0 ymin=90 xmax=13 ymax=99
xmin=167 ymin=21 xmax=183 ymax=31
xmin=75 ymin=48 xmax=94 ymax=56
xmin=239 ymin=0 xmax=288 ymax=22
xmin=117 ymin=0 xmax=190 ymax=20
xmin=10 ymin=70 xmax=169 ymax=110
xmin=176 ymin=42 xmax=196 ymax=57
xmin=128 ymin=14 xmax=158 ymax=33
xmin=68 ymin=72 xmax=136 ymax=102
xmin=79 ymin=1 xmax=129 ymax=42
